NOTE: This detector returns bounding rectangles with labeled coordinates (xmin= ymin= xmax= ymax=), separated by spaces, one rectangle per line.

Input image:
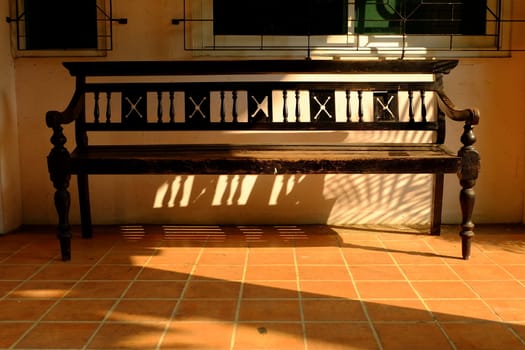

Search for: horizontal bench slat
xmin=83 ymin=122 xmax=440 ymax=131
xmin=64 ymin=60 xmax=459 ymax=76
xmin=70 ymin=144 xmax=459 ymax=175
xmin=84 ymin=81 xmax=440 ymax=91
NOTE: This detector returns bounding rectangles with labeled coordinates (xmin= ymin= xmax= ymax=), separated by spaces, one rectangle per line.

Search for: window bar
xmin=6 ymin=1 xmax=127 ymax=52
xmin=96 ymin=1 xmax=127 ymax=50
xmin=5 ymin=0 xmax=23 ymax=50
xmin=96 ymin=2 xmax=127 ymax=24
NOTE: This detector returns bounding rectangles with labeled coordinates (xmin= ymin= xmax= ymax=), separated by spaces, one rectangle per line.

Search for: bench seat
xmin=71 ymin=144 xmax=460 ymax=175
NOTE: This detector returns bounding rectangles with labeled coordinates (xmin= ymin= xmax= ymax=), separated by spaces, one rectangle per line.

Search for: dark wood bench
xmin=46 ymin=59 xmax=480 ymax=261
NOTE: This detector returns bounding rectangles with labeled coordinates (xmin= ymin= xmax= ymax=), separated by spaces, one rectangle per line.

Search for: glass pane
xmin=356 ymin=0 xmax=487 ymax=35
xmin=213 ymin=0 xmax=348 ymax=35
xmin=24 ymin=0 xmax=98 ymax=50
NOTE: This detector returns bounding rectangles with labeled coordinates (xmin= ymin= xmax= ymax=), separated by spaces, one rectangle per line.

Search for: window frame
xmin=7 ymin=0 xmax=119 ymax=57
xmin=183 ymin=0 xmax=513 ymax=59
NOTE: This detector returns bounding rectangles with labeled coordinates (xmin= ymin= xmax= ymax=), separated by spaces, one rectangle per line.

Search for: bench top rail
xmin=62 ymin=59 xmax=460 ymax=77
xmin=45 ymin=59 xmax=477 ymax=147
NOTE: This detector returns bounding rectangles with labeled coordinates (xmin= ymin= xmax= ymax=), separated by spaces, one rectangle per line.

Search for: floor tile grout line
xmin=381 ymin=232 xmax=459 ymax=350
xmin=338 ymin=239 xmax=384 ymax=350
xmin=464 ymin=249 xmax=525 ymax=346
xmin=292 ymin=241 xmax=308 ymax=350
xmin=3 ymin=225 xmax=525 ymax=349
xmin=155 ymin=241 xmax=205 ymax=350
xmin=493 ymin=259 xmax=525 ymax=288
xmin=81 ymin=237 xmax=158 ymax=350
xmin=428 ymin=232 xmax=525 ymax=348
xmin=7 ymin=240 xmax=121 ymax=350
xmin=492 ymin=260 xmax=525 ymax=345
xmin=229 ymin=245 xmax=249 ymax=350
xmin=11 ymin=318 xmax=509 ymax=325
xmin=440 ymin=245 xmax=511 ymax=324
xmin=1 ymin=260 xmax=53 ymax=302
xmin=0 ymin=240 xmax=46 ymax=265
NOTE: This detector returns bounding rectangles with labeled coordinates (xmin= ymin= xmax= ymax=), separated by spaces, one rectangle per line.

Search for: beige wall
xmin=8 ymin=1 xmax=525 ymax=229
xmin=0 ymin=2 xmax=22 ymax=232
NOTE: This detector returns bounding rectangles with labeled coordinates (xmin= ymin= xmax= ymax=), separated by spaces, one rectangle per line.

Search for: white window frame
xmin=184 ymin=0 xmax=513 ymax=59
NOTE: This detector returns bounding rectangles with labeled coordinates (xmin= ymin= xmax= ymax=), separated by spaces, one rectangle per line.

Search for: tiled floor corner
xmin=1 ymin=224 xmax=525 ymax=349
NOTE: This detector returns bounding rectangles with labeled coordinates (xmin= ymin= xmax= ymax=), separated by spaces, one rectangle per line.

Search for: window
xmin=356 ymin=0 xmax=486 ymax=35
xmin=23 ymin=0 xmax=98 ymax=50
xmin=213 ymin=0 xmax=348 ymax=36
xmin=7 ymin=0 xmax=125 ymax=56
xmin=180 ymin=0 xmax=511 ymax=58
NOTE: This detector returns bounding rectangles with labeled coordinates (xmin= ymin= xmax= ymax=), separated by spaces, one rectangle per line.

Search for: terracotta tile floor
xmin=1 ymin=224 xmax=525 ymax=349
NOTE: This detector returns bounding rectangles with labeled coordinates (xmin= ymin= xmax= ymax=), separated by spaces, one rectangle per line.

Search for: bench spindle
xmin=357 ymin=90 xmax=364 ymax=122
xmin=421 ymin=90 xmax=427 ymax=122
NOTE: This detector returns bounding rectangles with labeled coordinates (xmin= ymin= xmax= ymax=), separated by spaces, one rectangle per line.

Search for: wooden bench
xmin=46 ymin=59 xmax=480 ymax=261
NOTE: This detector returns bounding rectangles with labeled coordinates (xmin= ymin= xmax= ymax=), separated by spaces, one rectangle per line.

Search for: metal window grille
xmin=173 ymin=0 xmax=520 ymax=58
xmin=6 ymin=0 xmax=126 ymax=53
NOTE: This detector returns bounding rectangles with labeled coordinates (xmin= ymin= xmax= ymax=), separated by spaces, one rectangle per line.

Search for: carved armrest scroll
xmin=45 ymin=90 xmax=84 ymax=128
xmin=436 ymin=90 xmax=480 ymax=125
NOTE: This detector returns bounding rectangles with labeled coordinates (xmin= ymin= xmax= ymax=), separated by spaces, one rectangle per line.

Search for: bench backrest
xmin=56 ymin=60 xmax=460 ymax=149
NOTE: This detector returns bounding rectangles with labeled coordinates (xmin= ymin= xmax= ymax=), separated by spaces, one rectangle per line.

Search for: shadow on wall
xmin=148 ymin=172 xmax=433 ymax=226
xmin=81 ymin=92 xmax=440 ymax=227
xmin=151 ymin=173 xmax=336 ymax=225
xmin=140 ymin=123 xmax=437 ymax=226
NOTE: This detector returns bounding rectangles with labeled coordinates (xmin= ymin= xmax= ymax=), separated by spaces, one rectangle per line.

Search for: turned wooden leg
xmin=458 ymin=122 xmax=480 ymax=260
xmin=459 ymin=181 xmax=476 ymax=259
xmin=47 ymin=125 xmax=73 ymax=261
xmin=54 ymin=185 xmax=72 ymax=261
xmin=430 ymin=173 xmax=444 ymax=235
xmin=77 ymin=173 xmax=93 ymax=239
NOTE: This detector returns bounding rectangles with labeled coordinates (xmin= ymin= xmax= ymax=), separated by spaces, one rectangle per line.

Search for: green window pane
xmin=356 ymin=0 xmax=486 ymax=35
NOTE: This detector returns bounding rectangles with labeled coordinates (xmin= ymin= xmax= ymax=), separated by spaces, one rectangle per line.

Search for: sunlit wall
xmin=5 ymin=0 xmax=525 ymax=230
xmin=0 ymin=1 xmax=22 ymax=232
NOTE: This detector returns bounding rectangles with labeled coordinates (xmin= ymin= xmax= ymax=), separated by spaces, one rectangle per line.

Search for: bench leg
xmin=77 ymin=173 xmax=93 ymax=239
xmin=54 ymin=186 xmax=72 ymax=261
xmin=47 ymin=125 xmax=72 ymax=261
xmin=430 ymin=173 xmax=444 ymax=235
xmin=458 ymin=122 xmax=480 ymax=260
xmin=459 ymin=182 xmax=476 ymax=259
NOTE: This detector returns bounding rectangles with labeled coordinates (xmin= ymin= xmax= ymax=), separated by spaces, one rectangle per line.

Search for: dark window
xmin=356 ymin=0 xmax=487 ymax=35
xmin=213 ymin=0 xmax=486 ymax=37
xmin=24 ymin=0 xmax=98 ymax=50
xmin=213 ymin=0 xmax=348 ymax=36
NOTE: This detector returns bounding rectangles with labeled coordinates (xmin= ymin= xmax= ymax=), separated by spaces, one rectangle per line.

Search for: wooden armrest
xmin=436 ymin=90 xmax=480 ymax=125
xmin=45 ymin=90 xmax=84 ymax=128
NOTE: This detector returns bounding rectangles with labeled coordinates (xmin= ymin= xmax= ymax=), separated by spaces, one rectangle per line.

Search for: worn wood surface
xmin=46 ymin=59 xmax=479 ymax=261
xmin=71 ymin=144 xmax=459 ymax=175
